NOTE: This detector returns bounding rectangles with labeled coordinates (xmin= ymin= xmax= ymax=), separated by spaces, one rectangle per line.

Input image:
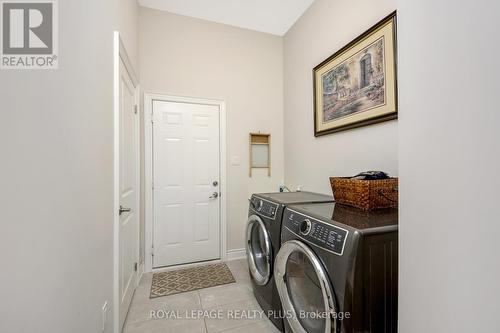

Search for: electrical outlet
xmin=101 ymin=301 xmax=108 ymax=332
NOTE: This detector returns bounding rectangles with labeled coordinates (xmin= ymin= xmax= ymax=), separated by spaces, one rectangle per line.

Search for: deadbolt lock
xmin=212 ymin=181 xmax=218 ymax=186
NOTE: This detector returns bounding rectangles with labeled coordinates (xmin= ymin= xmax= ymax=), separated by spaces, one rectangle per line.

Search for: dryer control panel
xmin=283 ymin=209 xmax=348 ymax=255
xmin=250 ymin=196 xmax=278 ymax=220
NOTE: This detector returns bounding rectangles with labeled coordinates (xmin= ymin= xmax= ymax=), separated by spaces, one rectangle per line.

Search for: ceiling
xmin=138 ymin=0 xmax=315 ymax=36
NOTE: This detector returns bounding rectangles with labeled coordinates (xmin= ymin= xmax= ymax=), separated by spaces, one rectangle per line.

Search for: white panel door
xmin=118 ymin=60 xmax=139 ymax=330
xmin=152 ymin=100 xmax=220 ymax=268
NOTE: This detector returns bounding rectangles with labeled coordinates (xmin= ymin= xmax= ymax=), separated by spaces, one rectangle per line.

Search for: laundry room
xmin=1 ymin=0 xmax=499 ymax=333
xmin=134 ymin=2 xmax=399 ymax=331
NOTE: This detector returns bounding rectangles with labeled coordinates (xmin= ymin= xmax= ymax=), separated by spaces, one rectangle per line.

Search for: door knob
xmin=119 ymin=205 xmax=132 ymax=215
xmin=209 ymin=192 xmax=219 ymax=199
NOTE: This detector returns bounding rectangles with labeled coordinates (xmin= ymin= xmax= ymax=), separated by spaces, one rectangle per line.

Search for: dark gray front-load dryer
xmin=246 ymin=192 xmax=334 ymax=332
xmin=275 ymin=202 xmax=398 ymax=333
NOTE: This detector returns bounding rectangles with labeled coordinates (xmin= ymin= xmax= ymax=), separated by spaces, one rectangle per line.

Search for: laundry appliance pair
xmin=246 ymin=192 xmax=334 ymax=331
xmin=246 ymin=192 xmax=399 ymax=333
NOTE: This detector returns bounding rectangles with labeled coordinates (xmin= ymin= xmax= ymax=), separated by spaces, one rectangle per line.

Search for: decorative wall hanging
xmin=249 ymin=133 xmax=270 ymax=177
xmin=313 ymin=11 xmax=398 ymax=136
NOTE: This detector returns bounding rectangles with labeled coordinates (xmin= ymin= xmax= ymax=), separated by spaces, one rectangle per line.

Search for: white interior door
xmin=152 ymin=100 xmax=220 ymax=268
xmin=118 ymin=60 xmax=139 ymax=330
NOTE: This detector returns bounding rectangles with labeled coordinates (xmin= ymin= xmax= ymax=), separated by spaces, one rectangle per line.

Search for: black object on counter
xmin=351 ymin=171 xmax=389 ymax=180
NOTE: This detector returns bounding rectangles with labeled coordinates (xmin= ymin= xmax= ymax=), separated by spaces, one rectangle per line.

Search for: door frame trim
xmin=144 ymin=93 xmax=227 ymax=272
xmin=113 ymin=32 xmax=140 ymax=333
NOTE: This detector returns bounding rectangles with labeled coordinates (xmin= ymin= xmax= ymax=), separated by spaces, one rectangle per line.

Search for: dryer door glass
xmin=274 ymin=240 xmax=337 ymax=333
xmin=246 ymin=215 xmax=272 ymax=285
xmin=286 ymin=251 xmax=325 ymax=333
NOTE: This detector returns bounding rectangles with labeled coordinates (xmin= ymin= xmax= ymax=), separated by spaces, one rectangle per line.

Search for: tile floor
xmin=123 ymin=259 xmax=281 ymax=333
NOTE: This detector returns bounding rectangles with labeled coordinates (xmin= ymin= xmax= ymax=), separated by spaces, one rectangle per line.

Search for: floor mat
xmin=150 ymin=262 xmax=236 ymax=298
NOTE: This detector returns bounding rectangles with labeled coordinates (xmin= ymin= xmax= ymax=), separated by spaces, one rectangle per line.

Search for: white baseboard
xmin=153 ymin=259 xmax=221 ymax=273
xmin=226 ymin=248 xmax=246 ymax=261
xmin=145 ymin=250 xmax=246 ymax=274
xmin=136 ymin=262 xmax=145 ymax=287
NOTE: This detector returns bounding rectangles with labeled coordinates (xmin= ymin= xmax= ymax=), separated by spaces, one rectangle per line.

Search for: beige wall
xmin=139 ymin=8 xmax=285 ymax=251
xmin=283 ymin=0 xmax=398 ymax=195
xmin=398 ymin=0 xmax=500 ymax=331
xmin=0 ymin=0 xmax=137 ymax=332
xmin=0 ymin=1 xmax=139 ymax=332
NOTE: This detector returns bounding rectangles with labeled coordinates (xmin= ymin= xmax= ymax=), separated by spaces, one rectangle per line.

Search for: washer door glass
xmin=274 ymin=240 xmax=337 ymax=333
xmin=246 ymin=215 xmax=272 ymax=285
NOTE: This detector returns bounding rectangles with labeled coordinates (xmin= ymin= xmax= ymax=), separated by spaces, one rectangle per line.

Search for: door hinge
xmin=134 ymin=262 xmax=138 ymax=272
xmin=134 ymin=105 xmax=138 ymax=114
xmin=152 ymin=182 xmax=154 ymax=190
xmin=151 ymin=246 xmax=154 ymax=257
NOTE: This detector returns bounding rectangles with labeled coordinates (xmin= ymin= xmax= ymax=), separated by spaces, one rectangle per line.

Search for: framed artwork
xmin=313 ymin=11 xmax=397 ymax=136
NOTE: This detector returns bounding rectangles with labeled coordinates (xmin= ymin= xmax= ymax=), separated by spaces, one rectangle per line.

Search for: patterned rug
xmin=150 ymin=263 xmax=236 ymax=298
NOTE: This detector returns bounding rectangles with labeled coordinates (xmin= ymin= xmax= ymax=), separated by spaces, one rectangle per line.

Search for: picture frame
xmin=313 ymin=11 xmax=398 ymax=136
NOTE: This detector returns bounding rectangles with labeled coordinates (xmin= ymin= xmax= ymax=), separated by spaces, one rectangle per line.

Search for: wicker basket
xmin=329 ymin=177 xmax=398 ymax=210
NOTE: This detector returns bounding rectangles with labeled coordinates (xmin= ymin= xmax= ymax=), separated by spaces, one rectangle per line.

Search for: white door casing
xmin=118 ymin=58 xmax=139 ymax=327
xmin=152 ymin=100 xmax=221 ymax=268
xmin=144 ymin=95 xmax=227 ymax=273
xmin=113 ymin=32 xmax=140 ymax=333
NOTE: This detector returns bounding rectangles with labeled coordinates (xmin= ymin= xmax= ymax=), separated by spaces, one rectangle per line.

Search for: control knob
xmin=299 ymin=219 xmax=312 ymax=236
